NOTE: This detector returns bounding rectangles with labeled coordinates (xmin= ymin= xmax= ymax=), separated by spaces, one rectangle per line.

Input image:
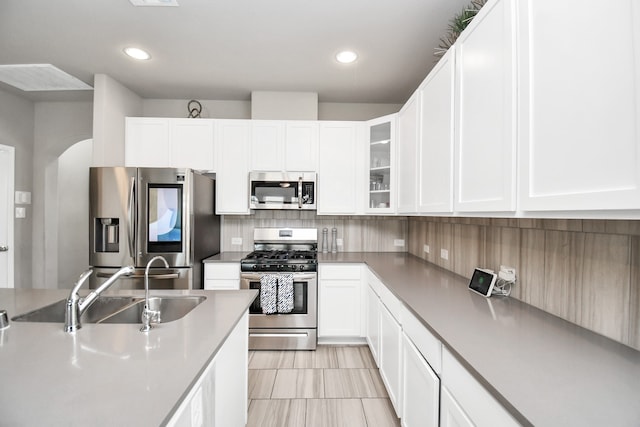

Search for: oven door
xmin=240 ymin=272 xmax=317 ymax=329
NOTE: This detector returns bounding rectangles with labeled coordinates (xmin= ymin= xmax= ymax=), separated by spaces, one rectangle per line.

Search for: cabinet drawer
xmin=204 ymin=279 xmax=240 ymax=290
xmin=204 ymin=263 xmax=240 ymax=280
xmin=366 ymin=268 xmax=383 ymax=296
xmin=401 ymin=305 xmax=442 ymax=374
xmin=378 ymin=283 xmax=402 ymax=322
xmin=319 ymin=264 xmax=361 ymax=280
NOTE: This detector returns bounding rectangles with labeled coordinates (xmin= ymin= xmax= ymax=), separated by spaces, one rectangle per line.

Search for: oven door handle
xmin=298 ymin=176 xmax=303 ymax=209
xmin=241 ymin=273 xmax=316 ymax=281
xmin=249 ymin=332 xmax=309 ymax=338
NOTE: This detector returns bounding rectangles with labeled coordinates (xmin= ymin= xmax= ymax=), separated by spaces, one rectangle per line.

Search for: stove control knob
xmin=252 ymin=265 xmax=258 ymax=270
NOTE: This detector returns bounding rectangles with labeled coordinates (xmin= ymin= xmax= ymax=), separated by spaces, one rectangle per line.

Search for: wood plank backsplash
xmin=408 ymin=217 xmax=640 ymax=351
xmin=221 ymin=211 xmax=408 ymax=253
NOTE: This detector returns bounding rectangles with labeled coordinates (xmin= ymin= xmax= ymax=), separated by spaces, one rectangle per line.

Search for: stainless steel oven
xmin=240 ymin=228 xmax=318 ymax=350
xmin=240 ymin=272 xmax=317 ymax=350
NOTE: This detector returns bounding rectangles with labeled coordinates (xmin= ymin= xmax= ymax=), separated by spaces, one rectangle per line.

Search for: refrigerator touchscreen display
xmin=148 ymin=184 xmax=182 ymax=252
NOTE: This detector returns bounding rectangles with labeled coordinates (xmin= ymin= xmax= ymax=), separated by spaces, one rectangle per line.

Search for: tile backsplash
xmin=407 ymin=217 xmax=640 ymax=351
xmin=221 ymin=211 xmax=408 ymax=253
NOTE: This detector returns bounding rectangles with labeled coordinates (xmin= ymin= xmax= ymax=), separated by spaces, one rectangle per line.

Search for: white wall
xmin=92 ymin=74 xmax=142 ymax=166
xmin=0 ymin=89 xmax=33 ymax=289
xmin=142 ymin=98 xmax=401 ymax=121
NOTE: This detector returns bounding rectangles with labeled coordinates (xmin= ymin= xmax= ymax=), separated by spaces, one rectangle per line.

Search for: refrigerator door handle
xmin=127 ymin=176 xmax=136 ymax=258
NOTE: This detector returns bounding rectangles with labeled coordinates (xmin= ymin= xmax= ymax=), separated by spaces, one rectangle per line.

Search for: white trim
xmin=0 ymin=144 xmax=15 ymax=288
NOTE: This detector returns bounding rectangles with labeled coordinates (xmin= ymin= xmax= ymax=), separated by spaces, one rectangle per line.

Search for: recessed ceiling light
xmin=124 ymin=47 xmax=151 ymax=61
xmin=336 ymin=50 xmax=358 ymax=64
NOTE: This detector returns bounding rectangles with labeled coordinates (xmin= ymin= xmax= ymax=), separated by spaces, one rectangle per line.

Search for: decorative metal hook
xmin=187 ymin=99 xmax=202 ymax=118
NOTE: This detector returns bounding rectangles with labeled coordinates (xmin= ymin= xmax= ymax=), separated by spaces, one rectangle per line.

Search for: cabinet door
xmin=125 ymin=117 xmax=170 ymax=167
xmin=402 ymin=333 xmax=439 ymax=427
xmin=169 ymin=119 xmax=215 ymax=171
xmin=419 ymin=47 xmax=455 ymax=213
xmin=251 ymin=121 xmax=283 ymax=171
xmin=366 ymin=285 xmax=381 ymax=366
xmin=440 ymin=386 xmax=474 ymax=427
xmin=318 ymin=280 xmax=362 ymax=337
xmin=366 ymin=115 xmax=395 ymax=213
xmin=216 ymin=120 xmax=250 ymax=214
xmin=397 ymin=94 xmax=419 ymax=214
xmin=318 ymin=122 xmax=362 ymax=214
xmin=379 ymin=302 xmax=402 ymax=417
xmin=454 ymin=0 xmax=516 ymax=212
xmin=518 ymin=0 xmax=640 ymax=211
xmin=285 ymin=122 xmax=319 ymax=171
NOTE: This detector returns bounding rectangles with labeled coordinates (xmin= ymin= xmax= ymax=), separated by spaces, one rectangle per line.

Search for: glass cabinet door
xmin=367 ymin=115 xmax=395 ymax=213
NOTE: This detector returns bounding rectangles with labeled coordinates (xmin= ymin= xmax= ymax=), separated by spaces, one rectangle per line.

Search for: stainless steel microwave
xmin=249 ymin=172 xmax=316 ymax=210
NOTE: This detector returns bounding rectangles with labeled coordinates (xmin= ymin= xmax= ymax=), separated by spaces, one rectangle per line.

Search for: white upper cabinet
xmin=250 ymin=121 xmax=283 ymax=171
xmin=318 ymin=121 xmax=363 ymax=215
xmin=216 ymin=120 xmax=250 ymax=214
xmin=125 ymin=117 xmax=169 ymax=167
xmin=518 ymin=0 xmax=640 ymax=212
xmin=366 ymin=115 xmax=396 ymax=214
xmin=397 ymin=93 xmax=420 ymax=214
xmin=454 ymin=0 xmax=517 ymax=212
xmin=418 ymin=47 xmax=455 ymax=214
xmin=125 ymin=117 xmax=215 ymax=171
xmin=250 ymin=121 xmax=318 ymax=172
xmin=285 ymin=122 xmax=319 ymax=171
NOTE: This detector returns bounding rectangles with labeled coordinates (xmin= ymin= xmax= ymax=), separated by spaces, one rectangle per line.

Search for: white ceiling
xmin=0 ymin=0 xmax=468 ymax=104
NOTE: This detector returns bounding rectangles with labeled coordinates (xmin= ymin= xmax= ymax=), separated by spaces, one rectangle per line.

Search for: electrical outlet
xmin=15 ymin=207 xmax=26 ymax=219
xmin=423 ymin=244 xmax=430 ymax=254
xmin=440 ymin=248 xmax=449 ymax=260
xmin=394 ymin=239 xmax=405 ymax=247
xmin=230 ymin=237 xmax=242 ymax=246
xmin=336 ymin=238 xmax=343 ymax=247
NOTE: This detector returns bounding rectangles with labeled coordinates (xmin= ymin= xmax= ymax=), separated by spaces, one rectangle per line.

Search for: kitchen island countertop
xmin=0 ymin=288 xmax=257 ymax=426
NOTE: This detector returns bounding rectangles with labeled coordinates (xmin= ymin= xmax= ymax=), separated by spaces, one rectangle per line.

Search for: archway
xmin=44 ymin=139 xmax=92 ymax=288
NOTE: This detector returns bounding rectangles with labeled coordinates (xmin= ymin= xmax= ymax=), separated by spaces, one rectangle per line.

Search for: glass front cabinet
xmin=366 ymin=114 xmax=396 ymax=213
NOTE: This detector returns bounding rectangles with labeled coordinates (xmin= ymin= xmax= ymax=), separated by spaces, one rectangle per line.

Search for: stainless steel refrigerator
xmin=89 ymin=167 xmax=220 ymax=290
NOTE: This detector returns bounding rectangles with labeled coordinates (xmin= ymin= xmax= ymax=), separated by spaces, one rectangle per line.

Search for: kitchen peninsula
xmin=0 ymin=288 xmax=257 ymax=426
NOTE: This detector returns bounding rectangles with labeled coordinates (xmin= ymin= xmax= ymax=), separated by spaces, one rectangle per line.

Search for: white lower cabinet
xmin=366 ymin=283 xmax=381 ymax=366
xmin=442 ymin=348 xmax=520 ymax=427
xmin=318 ymin=264 xmax=364 ymax=339
xmin=440 ymin=386 xmax=474 ymax=427
xmin=167 ymin=312 xmax=248 ymax=427
xmin=204 ymin=262 xmax=240 ymax=290
xmin=379 ymin=299 xmax=402 ymax=417
xmin=401 ymin=333 xmax=439 ymax=427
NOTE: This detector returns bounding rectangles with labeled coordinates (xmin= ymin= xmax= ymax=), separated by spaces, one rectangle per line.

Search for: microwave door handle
xmin=298 ymin=177 xmax=303 ymax=209
xmin=127 ymin=176 xmax=136 ymax=258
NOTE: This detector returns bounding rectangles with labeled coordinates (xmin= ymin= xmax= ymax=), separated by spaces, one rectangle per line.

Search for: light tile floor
xmin=247 ymin=345 xmax=401 ymax=427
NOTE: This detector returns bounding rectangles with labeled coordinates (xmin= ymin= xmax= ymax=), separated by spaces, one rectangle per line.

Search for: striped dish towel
xmin=260 ymin=274 xmax=277 ymax=314
xmin=277 ymin=274 xmax=294 ymax=314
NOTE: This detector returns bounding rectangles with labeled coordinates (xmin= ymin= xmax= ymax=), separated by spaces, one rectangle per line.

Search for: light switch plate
xmin=336 ymin=238 xmax=343 ymax=247
xmin=15 ymin=207 xmax=26 ymax=218
xmin=423 ymin=244 xmax=430 ymax=253
xmin=15 ymin=191 xmax=31 ymax=205
xmin=440 ymin=249 xmax=449 ymax=260
xmin=231 ymin=237 xmax=242 ymax=246
xmin=394 ymin=239 xmax=405 ymax=247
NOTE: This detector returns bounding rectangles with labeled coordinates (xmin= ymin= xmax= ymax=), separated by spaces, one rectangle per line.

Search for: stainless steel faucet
xmin=140 ymin=256 xmax=169 ymax=332
xmin=64 ymin=265 xmax=135 ymax=333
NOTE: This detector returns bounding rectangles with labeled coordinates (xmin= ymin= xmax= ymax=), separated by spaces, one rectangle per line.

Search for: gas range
xmin=240 ymin=228 xmax=318 ymax=273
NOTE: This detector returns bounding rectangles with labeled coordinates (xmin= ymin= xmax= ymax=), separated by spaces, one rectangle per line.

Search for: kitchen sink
xmin=11 ymin=295 xmax=206 ymax=324
xmin=100 ymin=296 xmax=206 ymax=324
xmin=11 ymin=296 xmax=141 ymax=323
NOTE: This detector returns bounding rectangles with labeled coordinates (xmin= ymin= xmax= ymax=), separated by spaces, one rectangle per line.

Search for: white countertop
xmin=318 ymin=252 xmax=640 ymax=427
xmin=0 ymin=288 xmax=257 ymax=426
